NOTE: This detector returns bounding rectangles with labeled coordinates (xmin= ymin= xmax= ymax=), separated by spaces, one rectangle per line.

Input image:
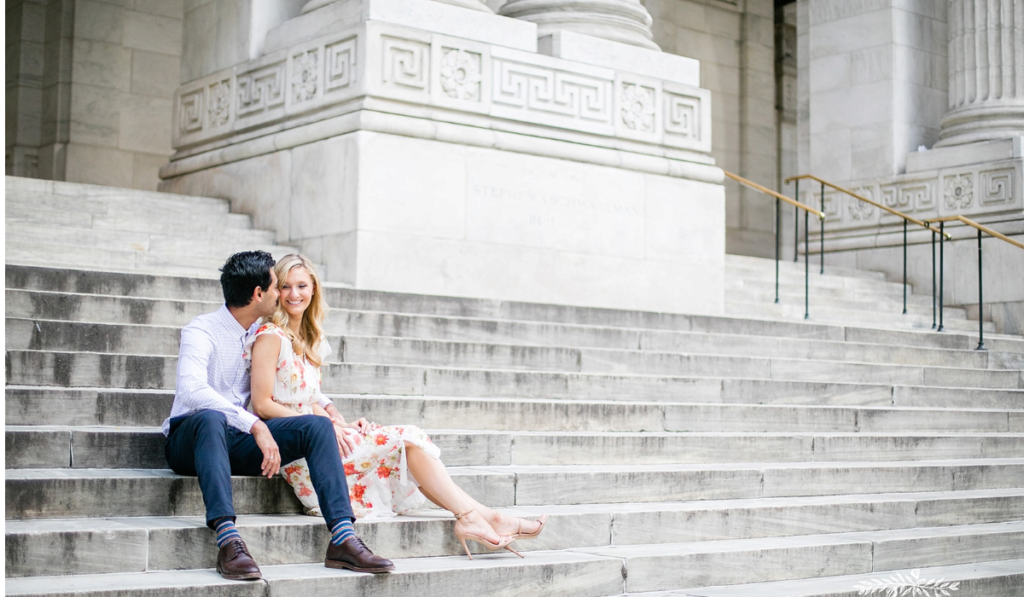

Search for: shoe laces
xmin=228 ymin=539 xmax=250 ymax=557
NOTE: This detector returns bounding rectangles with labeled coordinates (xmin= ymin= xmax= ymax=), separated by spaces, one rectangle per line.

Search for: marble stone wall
xmin=645 ymin=0 xmax=779 ymax=257
xmin=6 ymin=0 xmax=47 ymax=178
xmin=798 ymin=0 xmax=948 ymax=183
xmin=5 ymin=0 xmax=185 ymax=191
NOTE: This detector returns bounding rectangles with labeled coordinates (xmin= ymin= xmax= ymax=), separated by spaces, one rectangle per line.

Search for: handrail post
xmin=819 ymin=182 xmax=825 ymax=274
xmin=938 ymin=221 xmax=945 ymax=332
xmin=902 ymin=219 xmax=908 ymax=315
xmin=804 ymin=208 xmax=810 ymax=319
xmin=774 ymin=196 xmax=780 ymax=304
xmin=793 ymin=180 xmax=800 ymax=262
xmin=931 ymin=227 xmax=936 ymax=329
xmin=977 ymin=229 xmax=986 ymax=350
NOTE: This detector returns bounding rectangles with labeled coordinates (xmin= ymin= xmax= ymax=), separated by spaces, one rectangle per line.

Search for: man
xmin=163 ymin=251 xmax=394 ymax=580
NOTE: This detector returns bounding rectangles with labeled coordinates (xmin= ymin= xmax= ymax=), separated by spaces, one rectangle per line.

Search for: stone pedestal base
xmin=161 ymin=130 xmax=725 ymax=315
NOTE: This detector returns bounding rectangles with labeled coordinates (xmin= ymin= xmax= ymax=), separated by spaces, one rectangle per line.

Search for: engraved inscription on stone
xmin=465 ymin=158 xmax=643 ymax=257
xmin=492 ymin=60 xmax=612 ymax=124
xmin=382 ymin=37 xmax=429 ymax=90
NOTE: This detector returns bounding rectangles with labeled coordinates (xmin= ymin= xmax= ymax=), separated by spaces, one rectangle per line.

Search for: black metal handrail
xmin=723 ymin=170 xmax=824 ymax=320
xmin=926 ymin=215 xmax=1024 ymax=350
xmin=785 ymin=174 xmax=948 ymax=318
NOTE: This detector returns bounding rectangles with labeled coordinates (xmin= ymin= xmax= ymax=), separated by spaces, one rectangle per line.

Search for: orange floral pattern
xmin=244 ymin=321 xmax=440 ymax=519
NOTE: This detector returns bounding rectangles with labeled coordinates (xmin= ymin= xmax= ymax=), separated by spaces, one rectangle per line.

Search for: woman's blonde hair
xmin=270 ymin=254 xmax=328 ymax=367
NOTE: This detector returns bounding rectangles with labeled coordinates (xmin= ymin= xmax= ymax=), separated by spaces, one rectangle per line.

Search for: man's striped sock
xmin=214 ymin=518 xmax=241 ymax=548
xmin=330 ymin=518 xmax=356 ymax=546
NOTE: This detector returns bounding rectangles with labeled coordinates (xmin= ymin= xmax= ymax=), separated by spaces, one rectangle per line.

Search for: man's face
xmin=257 ymin=269 xmax=280 ymax=317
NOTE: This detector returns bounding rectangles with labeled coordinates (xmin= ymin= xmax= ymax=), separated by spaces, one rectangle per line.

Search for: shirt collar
xmin=216 ymin=304 xmax=249 ymax=339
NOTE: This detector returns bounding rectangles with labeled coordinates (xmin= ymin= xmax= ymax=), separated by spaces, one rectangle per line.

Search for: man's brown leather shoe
xmin=325 ymin=537 xmax=395 ymax=573
xmin=216 ymin=538 xmax=262 ymax=580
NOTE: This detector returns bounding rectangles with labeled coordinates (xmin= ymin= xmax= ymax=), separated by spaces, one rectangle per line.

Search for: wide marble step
xmin=10 ymin=318 xmax=1015 ymax=376
xmin=726 ymin=300 xmax=995 ymax=333
xmin=6 ymin=530 xmax=1024 ymax=597
xmin=10 ymin=425 xmax=1024 ymax=469
xmin=7 ymin=490 xmax=1024 ymax=577
xmin=10 ymin=388 xmax=1024 ymax=431
xmin=8 ymin=459 xmax=1024 ymax=519
xmin=632 ymin=559 xmax=1024 ymax=597
xmin=10 ymin=264 xmax=1010 ymax=354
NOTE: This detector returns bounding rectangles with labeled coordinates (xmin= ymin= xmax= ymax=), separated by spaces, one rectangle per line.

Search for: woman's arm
xmin=250 ymin=333 xmax=304 ymax=420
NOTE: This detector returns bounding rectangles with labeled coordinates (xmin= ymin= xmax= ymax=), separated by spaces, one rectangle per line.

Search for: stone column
xmin=302 ymin=0 xmax=492 ymax=13
xmin=936 ymin=0 xmax=1024 ymax=146
xmin=498 ymin=0 xmax=658 ymax=50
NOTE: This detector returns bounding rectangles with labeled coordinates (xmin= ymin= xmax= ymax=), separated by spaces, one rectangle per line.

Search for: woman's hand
xmin=345 ymin=417 xmax=370 ymax=433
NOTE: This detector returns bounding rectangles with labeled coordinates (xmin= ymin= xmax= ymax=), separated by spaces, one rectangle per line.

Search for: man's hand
xmin=251 ymin=420 xmax=281 ymax=478
xmin=333 ymin=422 xmax=360 ymax=458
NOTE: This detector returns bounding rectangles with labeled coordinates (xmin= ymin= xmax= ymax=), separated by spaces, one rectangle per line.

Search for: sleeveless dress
xmin=243 ymin=322 xmax=440 ymax=519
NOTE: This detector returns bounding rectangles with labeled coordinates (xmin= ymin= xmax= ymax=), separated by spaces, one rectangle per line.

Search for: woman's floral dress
xmin=243 ymin=322 xmax=440 ymax=519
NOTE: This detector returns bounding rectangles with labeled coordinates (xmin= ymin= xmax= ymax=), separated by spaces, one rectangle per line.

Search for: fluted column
xmin=498 ymin=0 xmax=658 ymax=50
xmin=302 ymin=0 xmax=492 ymax=12
xmin=936 ymin=0 xmax=1024 ymax=146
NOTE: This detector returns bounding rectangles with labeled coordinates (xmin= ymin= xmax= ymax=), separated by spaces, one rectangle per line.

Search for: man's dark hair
xmin=220 ymin=251 xmax=276 ymax=308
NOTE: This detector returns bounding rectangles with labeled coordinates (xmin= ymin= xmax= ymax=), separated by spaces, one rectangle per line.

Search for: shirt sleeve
xmin=176 ymin=324 xmax=260 ymax=433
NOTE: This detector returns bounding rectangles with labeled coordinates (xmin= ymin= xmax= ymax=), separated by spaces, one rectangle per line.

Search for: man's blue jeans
xmin=165 ymin=409 xmax=354 ymax=528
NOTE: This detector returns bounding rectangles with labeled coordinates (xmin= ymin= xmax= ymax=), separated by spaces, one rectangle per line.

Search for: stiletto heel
xmin=504 ymin=545 xmax=524 ymax=558
xmin=453 ymin=510 xmax=517 ymax=560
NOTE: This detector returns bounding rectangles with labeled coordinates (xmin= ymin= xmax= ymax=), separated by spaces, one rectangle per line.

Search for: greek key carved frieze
xmin=179 ymin=88 xmax=204 ymax=134
xmin=292 ymin=49 xmax=319 ymax=104
xmin=492 ymin=59 xmax=612 ymax=124
xmin=664 ymin=92 xmax=698 ymax=139
xmin=440 ymin=48 xmax=482 ymax=102
xmin=382 ymin=36 xmax=429 ymax=90
xmin=237 ymin=64 xmax=285 ymax=117
xmin=847 ymin=187 xmax=876 ymax=221
xmin=980 ymin=169 xmax=1013 ymax=205
xmin=326 ymin=38 xmax=357 ymax=92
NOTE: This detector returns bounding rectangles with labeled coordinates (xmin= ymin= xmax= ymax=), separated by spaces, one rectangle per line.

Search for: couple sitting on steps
xmin=163 ymin=251 xmax=547 ymax=580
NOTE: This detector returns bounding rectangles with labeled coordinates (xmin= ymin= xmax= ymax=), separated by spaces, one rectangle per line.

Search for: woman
xmin=246 ymin=254 xmax=546 ymax=559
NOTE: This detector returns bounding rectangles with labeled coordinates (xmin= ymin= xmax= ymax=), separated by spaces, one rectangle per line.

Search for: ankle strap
xmin=454 ymin=509 xmax=475 ymax=520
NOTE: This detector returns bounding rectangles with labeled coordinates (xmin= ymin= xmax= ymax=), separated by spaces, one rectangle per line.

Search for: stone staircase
xmin=5 ymin=176 xmax=1024 ymax=596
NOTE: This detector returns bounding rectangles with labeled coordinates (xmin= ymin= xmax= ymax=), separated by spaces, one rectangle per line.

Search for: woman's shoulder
xmin=253 ymin=321 xmax=288 ymax=338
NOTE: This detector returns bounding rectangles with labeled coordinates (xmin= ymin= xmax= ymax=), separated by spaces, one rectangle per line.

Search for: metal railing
xmin=723 ymin=170 xmax=824 ymax=319
xmin=785 ymin=174 xmax=948 ymax=317
xmin=926 ymin=215 xmax=1024 ymax=350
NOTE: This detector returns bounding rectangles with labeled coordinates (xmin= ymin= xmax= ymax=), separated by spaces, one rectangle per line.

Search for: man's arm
xmin=176 ymin=325 xmax=260 ymax=433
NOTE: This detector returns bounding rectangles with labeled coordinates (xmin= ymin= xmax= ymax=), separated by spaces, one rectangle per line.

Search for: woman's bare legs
xmin=406 ymin=444 xmax=543 ymax=540
xmin=406 ymin=444 xmax=503 ymax=544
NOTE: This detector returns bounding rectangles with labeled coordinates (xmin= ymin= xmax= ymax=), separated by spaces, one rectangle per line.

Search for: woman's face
xmin=280 ymin=266 xmax=314 ymax=320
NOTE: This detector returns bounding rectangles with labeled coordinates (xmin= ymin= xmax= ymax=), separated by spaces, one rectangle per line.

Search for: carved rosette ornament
xmin=440 ymin=49 xmax=482 ymax=101
xmin=944 ymin=173 xmax=974 ymax=210
xmin=620 ymin=83 xmax=654 ymax=131
xmin=847 ymin=197 xmax=875 ymax=221
xmin=207 ymin=81 xmax=231 ymax=127
xmin=292 ymin=50 xmax=319 ymax=103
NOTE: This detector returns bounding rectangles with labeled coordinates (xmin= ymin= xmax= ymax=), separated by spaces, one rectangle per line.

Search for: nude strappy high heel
xmin=453 ymin=510 xmax=522 ymax=560
xmin=488 ymin=512 xmax=549 ymax=541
